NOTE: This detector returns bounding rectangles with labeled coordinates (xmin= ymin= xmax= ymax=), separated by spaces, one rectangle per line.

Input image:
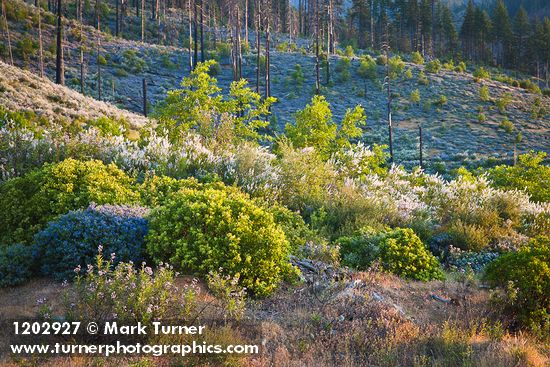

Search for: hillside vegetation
xmin=0 ymin=0 xmax=549 ymax=366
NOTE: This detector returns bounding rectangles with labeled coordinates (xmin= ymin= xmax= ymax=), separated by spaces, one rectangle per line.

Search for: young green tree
xmin=154 ymin=60 xmax=276 ymax=145
xmin=284 ymin=95 xmax=366 ymax=159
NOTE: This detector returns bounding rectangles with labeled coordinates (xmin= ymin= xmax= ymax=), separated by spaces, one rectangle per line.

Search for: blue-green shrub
xmin=34 ymin=204 xmax=149 ymax=281
xmin=0 ymin=243 xmax=34 ymax=287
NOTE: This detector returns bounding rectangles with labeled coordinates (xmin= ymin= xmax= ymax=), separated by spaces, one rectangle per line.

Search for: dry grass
xmin=1 ymin=273 xmax=547 ymax=367
xmin=0 ymin=61 xmax=148 ymax=129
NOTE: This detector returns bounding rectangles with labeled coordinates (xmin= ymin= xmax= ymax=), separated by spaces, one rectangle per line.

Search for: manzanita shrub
xmin=34 ymin=204 xmax=149 ymax=281
xmin=0 ymin=158 xmax=140 ymax=246
xmin=146 ymin=184 xmax=299 ymax=297
xmin=337 ymin=227 xmax=444 ymax=281
xmin=0 ymin=243 xmax=34 ymax=287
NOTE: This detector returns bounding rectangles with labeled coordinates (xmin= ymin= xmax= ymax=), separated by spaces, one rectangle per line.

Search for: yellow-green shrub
xmin=0 ymin=159 xmax=139 ymax=246
xmin=146 ymin=184 xmax=298 ymax=296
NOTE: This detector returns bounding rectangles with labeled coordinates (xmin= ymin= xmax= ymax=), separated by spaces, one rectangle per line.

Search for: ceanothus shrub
xmin=34 ymin=204 xmax=149 ymax=281
xmin=146 ymin=184 xmax=298 ymax=297
xmin=0 ymin=243 xmax=34 ymax=287
xmin=0 ymin=158 xmax=140 ymax=246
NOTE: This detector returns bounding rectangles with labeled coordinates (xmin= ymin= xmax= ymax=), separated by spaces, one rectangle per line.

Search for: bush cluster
xmin=0 ymin=159 xmax=139 ymax=245
xmin=484 ymin=236 xmax=550 ymax=336
xmin=0 ymin=243 xmax=34 ymax=287
xmin=146 ymin=184 xmax=298 ymax=296
xmin=338 ymin=227 xmax=444 ymax=281
xmin=34 ymin=204 xmax=149 ymax=281
xmin=66 ymin=252 xmax=197 ymax=325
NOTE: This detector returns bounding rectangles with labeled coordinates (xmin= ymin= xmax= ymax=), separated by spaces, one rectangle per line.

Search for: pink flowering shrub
xmin=66 ymin=249 xmax=198 ymax=325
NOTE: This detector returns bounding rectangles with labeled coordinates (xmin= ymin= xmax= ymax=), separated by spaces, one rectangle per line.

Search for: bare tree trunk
xmin=80 ymin=0 xmax=85 ymax=93
xmin=193 ymin=0 xmax=198 ymax=68
xmin=55 ymin=0 xmax=64 ymax=85
xmin=244 ymin=0 xmax=249 ymax=46
xmin=188 ymin=0 xmax=193 ymax=71
xmin=97 ymin=0 xmax=102 ymax=100
xmin=265 ymin=0 xmax=271 ymax=99
xmin=383 ymin=33 xmax=393 ymax=163
xmin=115 ymin=0 xmax=119 ymax=36
xmin=141 ymin=0 xmax=145 ymax=41
xmin=38 ymin=10 xmax=44 ymax=78
xmin=314 ymin=0 xmax=319 ymax=94
xmin=0 ymin=0 xmax=12 ymax=66
xmin=256 ymin=0 xmax=260 ymax=93
xmin=369 ymin=0 xmax=374 ymax=49
xmin=326 ymin=0 xmax=331 ymax=84
xmin=236 ymin=6 xmax=242 ymax=79
xmin=200 ymin=0 xmax=204 ymax=62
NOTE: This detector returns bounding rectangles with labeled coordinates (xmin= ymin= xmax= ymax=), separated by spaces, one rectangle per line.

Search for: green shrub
xmin=216 ymin=42 xmax=232 ymax=59
xmin=264 ymin=202 xmax=316 ymax=249
xmin=530 ymin=97 xmax=548 ymax=119
xmin=344 ymin=45 xmax=355 ymax=58
xmin=495 ymin=93 xmax=512 ymax=113
xmin=121 ymin=49 xmax=146 ymax=73
xmin=97 ymin=55 xmax=107 ymax=66
xmin=388 ymin=56 xmax=405 ymax=79
xmin=446 ymin=220 xmax=490 ymax=252
xmin=411 ymin=51 xmax=424 ymax=65
xmin=519 ymin=79 xmax=541 ymax=94
xmin=410 ymin=89 xmax=421 ymax=104
xmin=455 ymin=61 xmax=467 ymax=73
xmin=86 ymin=116 xmax=129 ymax=136
xmin=434 ymin=95 xmax=447 ymax=106
xmin=0 ymin=243 xmax=34 ymax=287
xmin=484 ymin=236 xmax=549 ymax=335
xmin=479 ymin=85 xmax=491 ymax=102
xmin=15 ymin=37 xmax=37 ymax=62
xmin=499 ymin=118 xmax=515 ymax=133
xmin=289 ymin=64 xmax=305 ymax=86
xmin=473 ymin=67 xmax=490 ymax=80
xmin=443 ymin=59 xmax=455 ymax=70
xmin=208 ymin=60 xmax=221 ymax=76
xmin=418 ymin=71 xmax=429 ymax=85
xmin=478 ymin=112 xmax=487 ymax=122
xmin=337 ymin=227 xmax=444 ymax=281
xmin=336 ymin=57 xmax=351 ymax=82
xmin=146 ymin=185 xmax=298 ymax=296
xmin=357 ymin=57 xmax=377 ymax=81
xmin=0 ymin=159 xmax=139 ymax=246
xmin=487 ymin=152 xmax=550 ymax=203
xmin=376 ymin=54 xmax=387 ymax=66
xmin=425 ymin=59 xmax=442 ymax=74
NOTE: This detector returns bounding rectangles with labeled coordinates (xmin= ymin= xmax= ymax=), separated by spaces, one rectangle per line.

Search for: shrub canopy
xmin=0 ymin=158 xmax=139 ymax=246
